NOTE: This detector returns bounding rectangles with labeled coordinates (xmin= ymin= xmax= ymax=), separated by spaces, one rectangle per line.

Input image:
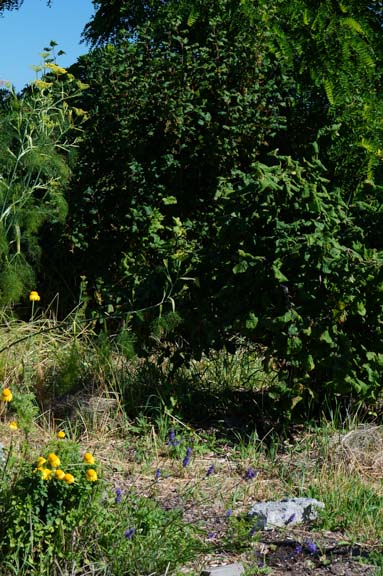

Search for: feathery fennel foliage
xmin=0 ymin=48 xmax=87 ymax=306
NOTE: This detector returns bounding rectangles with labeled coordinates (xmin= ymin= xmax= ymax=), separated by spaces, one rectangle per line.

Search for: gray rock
xmin=248 ymin=497 xmax=325 ymax=530
xmin=201 ymin=562 xmax=245 ymax=576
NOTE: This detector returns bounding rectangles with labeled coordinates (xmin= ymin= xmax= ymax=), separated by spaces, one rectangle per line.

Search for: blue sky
xmin=0 ymin=0 xmax=95 ymax=91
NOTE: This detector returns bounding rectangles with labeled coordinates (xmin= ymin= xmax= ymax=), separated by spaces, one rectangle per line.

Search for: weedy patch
xmin=0 ymin=388 xmax=206 ymax=575
xmin=0 ymin=327 xmax=382 ymax=575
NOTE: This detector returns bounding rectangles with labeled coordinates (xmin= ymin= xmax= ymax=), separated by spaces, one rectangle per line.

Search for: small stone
xmin=201 ymin=562 xmax=245 ymax=576
xmin=248 ymin=497 xmax=325 ymax=530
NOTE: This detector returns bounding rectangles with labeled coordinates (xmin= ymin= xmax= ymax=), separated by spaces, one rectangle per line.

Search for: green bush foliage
xmin=66 ymin=0 xmax=291 ymax=320
xmin=1 ymin=1 xmax=383 ymax=415
xmin=59 ymin=0 xmax=383 ymax=413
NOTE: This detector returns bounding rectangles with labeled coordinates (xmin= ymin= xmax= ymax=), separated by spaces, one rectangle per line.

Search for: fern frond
xmin=341 ymin=17 xmax=366 ymax=36
xmin=349 ymin=37 xmax=375 ymax=68
xmin=187 ymin=8 xmax=199 ymax=27
xmin=272 ymin=25 xmax=295 ymax=64
xmin=338 ymin=2 xmax=348 ymax=14
xmin=323 ymin=78 xmax=335 ymax=106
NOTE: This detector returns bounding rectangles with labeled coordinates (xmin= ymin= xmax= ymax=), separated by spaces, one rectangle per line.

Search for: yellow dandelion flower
xmin=63 ymin=473 xmax=75 ymax=484
xmin=57 ymin=431 xmax=66 ymax=439
xmin=1 ymin=388 xmax=13 ymax=402
xmin=37 ymin=456 xmax=46 ymax=467
xmin=29 ymin=290 xmax=41 ymax=302
xmin=40 ymin=468 xmax=52 ymax=480
xmin=55 ymin=469 xmax=66 ymax=480
xmin=85 ymin=469 xmax=98 ymax=482
xmin=47 ymin=453 xmax=61 ymax=468
xmin=9 ymin=421 xmax=18 ymax=430
xmin=83 ymin=452 xmax=95 ymax=465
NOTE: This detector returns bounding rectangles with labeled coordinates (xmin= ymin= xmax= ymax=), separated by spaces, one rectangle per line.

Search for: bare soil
xmin=252 ymin=531 xmax=376 ymax=575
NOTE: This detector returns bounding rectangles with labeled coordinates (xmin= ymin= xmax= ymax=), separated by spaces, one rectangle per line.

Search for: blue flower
xmin=115 ymin=487 xmax=122 ymax=504
xmin=124 ymin=528 xmax=135 ymax=540
xmin=306 ymin=541 xmax=317 ymax=554
xmin=207 ymin=532 xmax=215 ymax=539
xmin=225 ymin=509 xmax=232 ymax=518
xmin=294 ymin=544 xmax=303 ymax=554
xmin=167 ymin=429 xmax=180 ymax=447
xmin=182 ymin=447 xmax=192 ymax=467
xmin=206 ymin=464 xmax=215 ymax=477
xmin=244 ymin=466 xmax=257 ymax=480
xmin=154 ymin=468 xmax=161 ymax=480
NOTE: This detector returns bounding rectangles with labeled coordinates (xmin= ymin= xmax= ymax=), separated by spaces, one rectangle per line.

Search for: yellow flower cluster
xmin=1 ymin=388 xmax=13 ymax=402
xmin=33 ymin=451 xmax=98 ymax=484
xmin=84 ymin=452 xmax=97 ymax=481
xmin=44 ymin=62 xmax=68 ymax=75
xmin=29 ymin=290 xmax=41 ymax=302
xmin=83 ymin=452 xmax=95 ymax=465
xmin=33 ymin=80 xmax=52 ymax=90
xmin=63 ymin=473 xmax=75 ymax=484
xmin=55 ymin=469 xmax=65 ymax=480
xmin=86 ymin=469 xmax=98 ymax=482
xmin=47 ymin=452 xmax=61 ymax=468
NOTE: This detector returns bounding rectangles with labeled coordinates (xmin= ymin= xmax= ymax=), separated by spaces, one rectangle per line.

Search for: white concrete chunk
xmin=201 ymin=562 xmax=245 ymax=576
xmin=248 ymin=497 xmax=325 ymax=530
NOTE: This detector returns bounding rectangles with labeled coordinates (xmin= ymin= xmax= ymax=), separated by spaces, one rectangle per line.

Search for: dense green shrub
xmin=51 ymin=0 xmax=383 ymax=413
xmin=65 ymin=0 xmax=291 ymax=316
xmin=199 ymin=150 xmax=383 ymax=409
xmin=2 ymin=0 xmax=383 ymax=418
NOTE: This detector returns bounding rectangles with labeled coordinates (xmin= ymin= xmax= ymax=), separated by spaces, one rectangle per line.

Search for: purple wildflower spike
xmin=244 ymin=466 xmax=257 ymax=480
xmin=124 ymin=528 xmax=135 ymax=540
xmin=115 ymin=487 xmax=122 ymax=504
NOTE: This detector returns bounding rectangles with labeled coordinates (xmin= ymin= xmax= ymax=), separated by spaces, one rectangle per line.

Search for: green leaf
xmin=272 ymin=264 xmax=288 ymax=282
xmin=356 ymin=301 xmax=366 ymax=316
xmin=246 ymin=313 xmax=259 ymax=330
xmin=320 ymin=330 xmax=333 ymax=344
xmin=291 ymin=396 xmax=302 ymax=410
xmin=303 ymin=354 xmax=315 ymax=372
xmin=233 ymin=261 xmax=249 ymax=274
xmin=162 ymin=196 xmax=177 ymax=205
